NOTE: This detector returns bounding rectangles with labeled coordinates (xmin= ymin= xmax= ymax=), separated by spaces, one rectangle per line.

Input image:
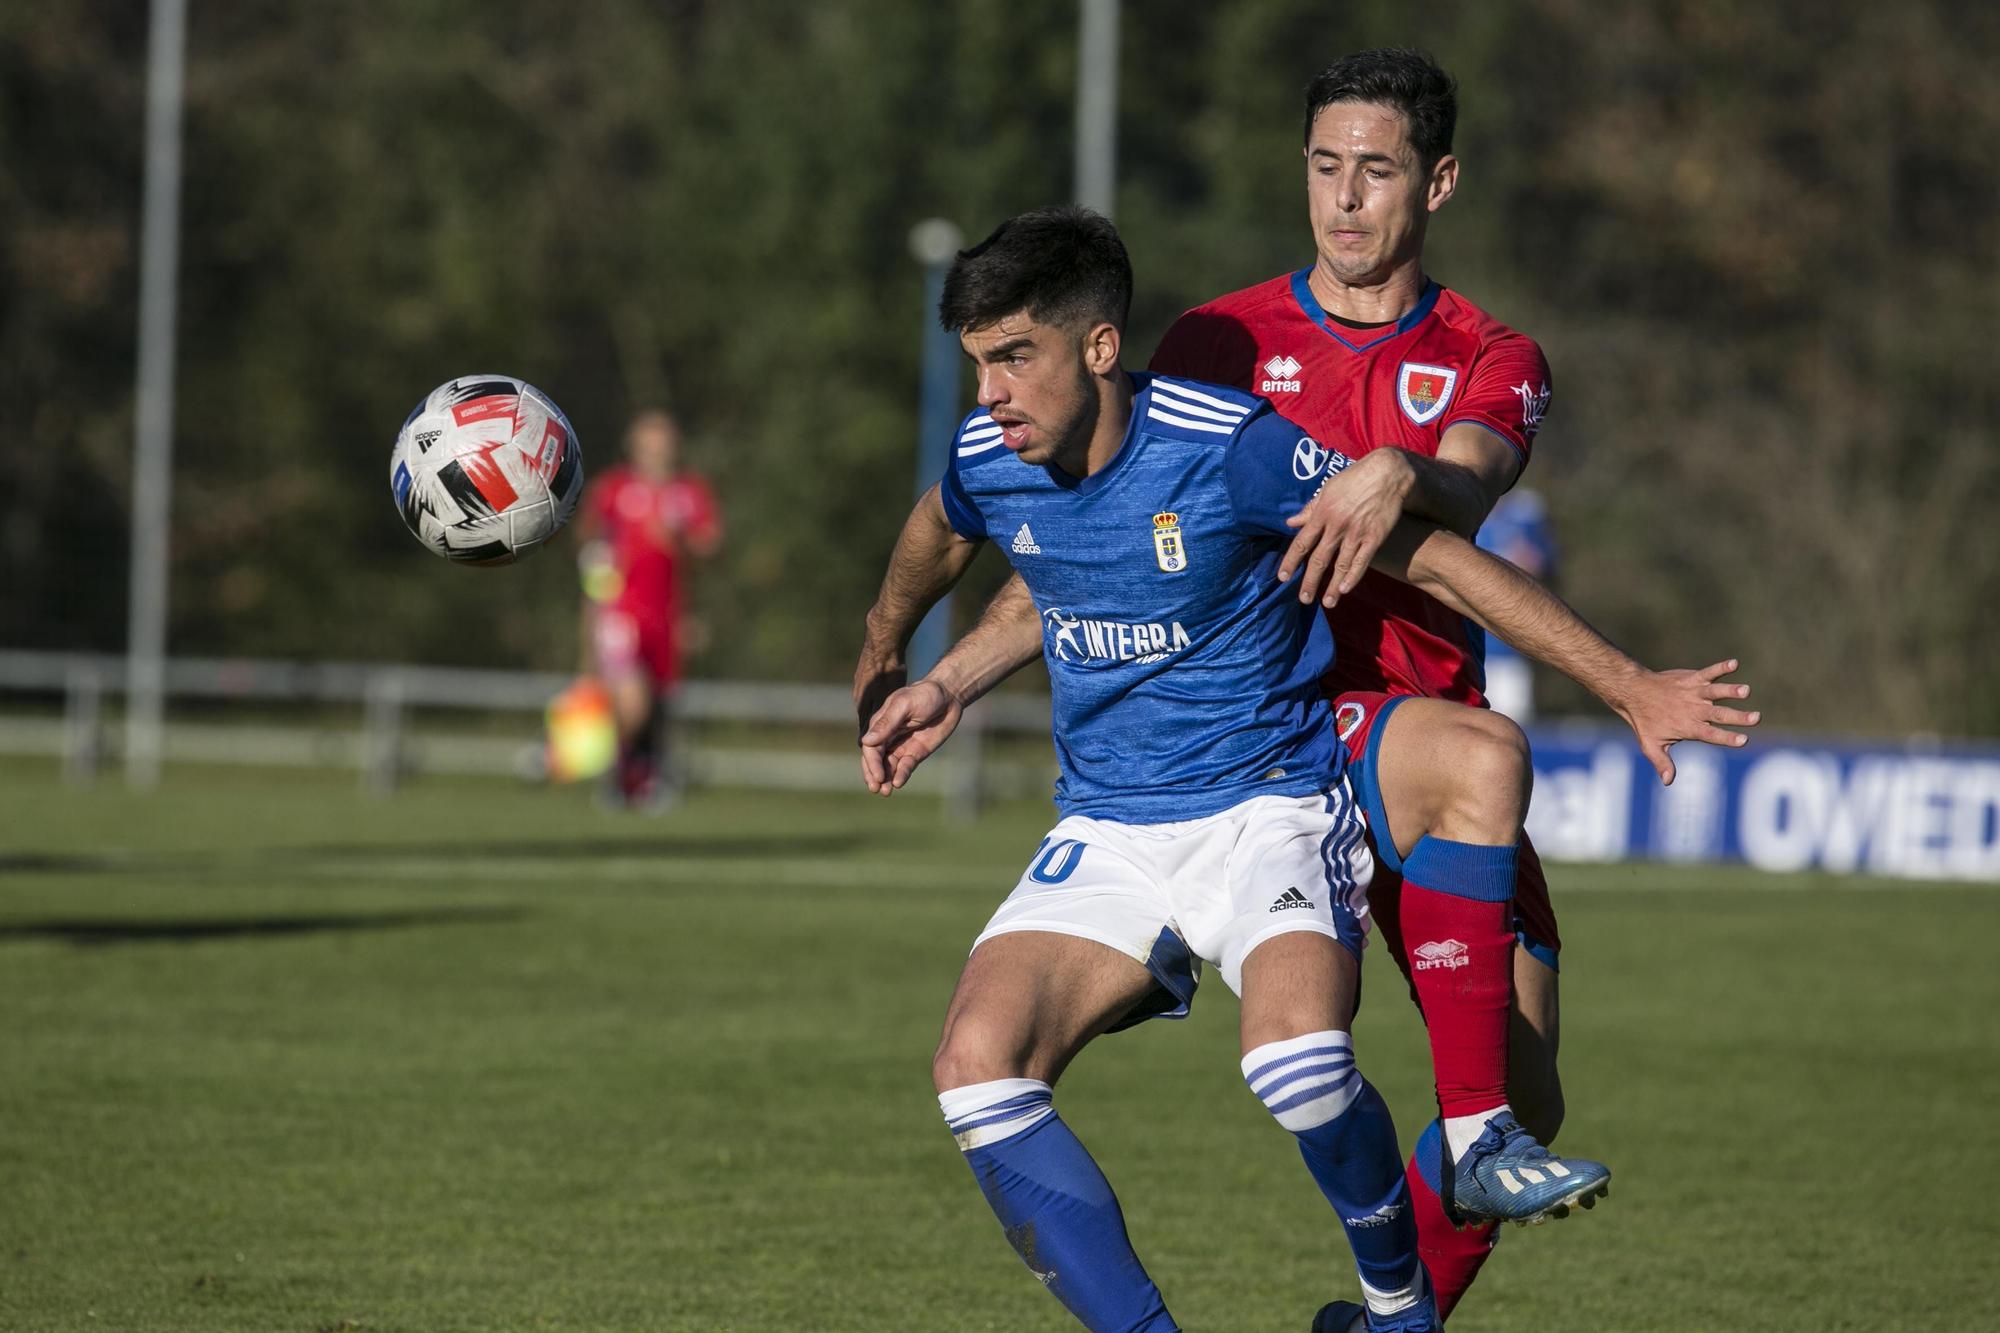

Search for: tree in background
xmin=2 ymin=0 xmax=1993 ymax=735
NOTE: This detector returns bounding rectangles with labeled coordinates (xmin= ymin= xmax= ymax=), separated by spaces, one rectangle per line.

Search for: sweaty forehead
xmin=1307 ymin=101 xmax=1413 ymax=158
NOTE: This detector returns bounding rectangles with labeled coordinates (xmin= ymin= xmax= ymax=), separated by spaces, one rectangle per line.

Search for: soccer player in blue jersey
xmin=857 ymin=209 xmax=1754 ymax=1332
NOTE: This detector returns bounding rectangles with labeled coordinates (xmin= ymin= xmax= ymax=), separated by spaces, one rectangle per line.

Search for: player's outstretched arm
xmin=854 ymin=484 xmax=984 ymax=739
xmin=1371 ymin=519 xmax=1761 ymax=784
xmin=859 ymin=576 xmax=1042 ymax=796
xmin=1279 ymin=425 xmax=1520 ymax=608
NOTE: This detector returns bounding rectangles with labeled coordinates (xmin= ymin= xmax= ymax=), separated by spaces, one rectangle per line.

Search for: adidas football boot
xmin=1446 ymin=1112 xmax=1609 ymax=1226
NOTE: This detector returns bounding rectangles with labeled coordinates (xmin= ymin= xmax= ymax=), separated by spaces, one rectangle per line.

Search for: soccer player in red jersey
xmin=577 ymin=409 xmax=722 ymax=808
xmin=850 ymin=51 xmax=1758 ymax=1325
xmin=1145 ymin=50 xmax=1745 ymax=1323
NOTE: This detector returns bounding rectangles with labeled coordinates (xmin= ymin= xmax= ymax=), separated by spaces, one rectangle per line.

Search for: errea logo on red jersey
xmin=1260 ymin=355 xmax=1303 ymax=394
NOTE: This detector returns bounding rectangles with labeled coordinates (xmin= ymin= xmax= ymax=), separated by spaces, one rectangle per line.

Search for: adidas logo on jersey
xmin=1268 ymin=887 xmax=1313 ymax=913
xmin=1411 ymin=939 xmax=1470 ymax=971
xmin=1260 ymin=354 xmax=1303 ymax=394
xmin=1012 ymin=524 xmax=1042 ymax=555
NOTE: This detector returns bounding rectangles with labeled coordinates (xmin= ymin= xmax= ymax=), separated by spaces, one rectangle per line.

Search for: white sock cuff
xmin=937 ymin=1077 xmax=1054 ymax=1151
xmin=1443 ymin=1105 xmax=1512 ymax=1164
xmin=1241 ymin=1030 xmax=1361 ymax=1133
xmin=1360 ymin=1266 xmax=1428 ymax=1317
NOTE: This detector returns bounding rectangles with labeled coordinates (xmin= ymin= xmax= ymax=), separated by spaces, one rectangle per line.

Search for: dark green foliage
xmin=2 ymin=1 xmax=1994 ymax=730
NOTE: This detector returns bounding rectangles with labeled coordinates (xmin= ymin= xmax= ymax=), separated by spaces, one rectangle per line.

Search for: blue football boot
xmin=1445 ymin=1112 xmax=1610 ymax=1227
xmin=1311 ymin=1296 xmax=1443 ymax=1331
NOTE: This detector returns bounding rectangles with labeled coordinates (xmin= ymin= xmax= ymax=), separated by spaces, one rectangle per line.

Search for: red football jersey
xmin=1149 ymin=271 xmax=1552 ymax=705
xmin=584 ymin=467 xmax=722 ymax=626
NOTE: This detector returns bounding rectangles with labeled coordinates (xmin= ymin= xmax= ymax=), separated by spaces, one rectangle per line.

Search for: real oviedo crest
xmin=1152 ymin=512 xmax=1188 ymax=573
xmin=1396 ymin=362 xmax=1459 ymax=426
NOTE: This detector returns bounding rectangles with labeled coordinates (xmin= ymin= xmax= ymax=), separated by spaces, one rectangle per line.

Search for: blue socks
xmin=940 ymin=1078 xmax=1178 ymax=1332
xmin=1242 ymin=1031 xmax=1426 ymax=1316
xmin=941 ymin=1047 xmax=1421 ymax=1328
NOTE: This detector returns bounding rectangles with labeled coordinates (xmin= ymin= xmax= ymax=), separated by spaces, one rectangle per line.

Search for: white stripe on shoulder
xmin=1146 ymin=406 xmax=1237 ymax=435
xmin=1151 ymin=379 xmax=1254 ymax=416
xmin=958 ymin=421 xmax=1003 ymax=443
xmin=1147 ymin=387 xmax=1249 ymax=424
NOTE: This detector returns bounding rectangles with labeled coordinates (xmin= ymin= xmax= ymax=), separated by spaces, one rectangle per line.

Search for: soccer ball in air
xmin=389 ymin=375 xmax=584 ymax=565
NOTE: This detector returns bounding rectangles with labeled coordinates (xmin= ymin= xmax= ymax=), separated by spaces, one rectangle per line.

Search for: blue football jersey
xmin=940 ymin=373 xmax=1352 ymax=823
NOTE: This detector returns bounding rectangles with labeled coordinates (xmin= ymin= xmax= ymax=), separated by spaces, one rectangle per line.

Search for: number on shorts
xmin=1028 ymin=838 xmax=1086 ymax=884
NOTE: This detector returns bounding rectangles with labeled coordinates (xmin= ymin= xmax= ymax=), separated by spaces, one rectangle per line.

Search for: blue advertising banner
xmin=1522 ymin=725 xmax=2000 ymax=882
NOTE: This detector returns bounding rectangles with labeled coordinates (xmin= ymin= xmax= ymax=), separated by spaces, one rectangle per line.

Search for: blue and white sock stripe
xmin=938 ymin=1077 xmax=1056 ymax=1151
xmin=1147 ymin=379 xmax=1254 ymax=435
xmin=957 ymin=415 xmax=1006 ymax=457
xmin=1241 ymin=1031 xmax=1363 ymax=1131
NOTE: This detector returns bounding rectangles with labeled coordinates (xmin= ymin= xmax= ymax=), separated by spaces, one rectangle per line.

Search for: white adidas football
xmin=389 ymin=375 xmax=584 ymax=565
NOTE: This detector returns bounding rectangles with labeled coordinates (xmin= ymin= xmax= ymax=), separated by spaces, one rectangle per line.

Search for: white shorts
xmin=973 ymin=782 xmax=1375 ymax=1030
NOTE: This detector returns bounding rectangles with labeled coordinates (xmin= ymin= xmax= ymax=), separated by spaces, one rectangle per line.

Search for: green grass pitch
xmin=1 ymin=759 xmax=1994 ymax=1331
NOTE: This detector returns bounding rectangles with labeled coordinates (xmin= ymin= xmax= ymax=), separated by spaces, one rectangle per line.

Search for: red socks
xmin=1397 ymin=838 xmax=1517 ymax=1117
xmin=1406 ymin=1133 xmax=1499 ymax=1318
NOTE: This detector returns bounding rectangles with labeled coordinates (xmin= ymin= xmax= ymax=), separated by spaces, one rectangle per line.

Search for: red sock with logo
xmin=1407 ymin=1133 xmax=1499 ymax=1318
xmin=1398 ymin=838 xmax=1517 ymax=1119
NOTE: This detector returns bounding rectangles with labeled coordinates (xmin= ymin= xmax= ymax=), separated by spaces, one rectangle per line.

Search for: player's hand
xmin=852 ymin=646 xmax=908 ymax=742
xmin=1279 ymin=448 xmax=1413 ymax=608
xmin=859 ymin=680 xmax=965 ymax=795
xmin=1610 ymin=659 xmax=1761 ymax=785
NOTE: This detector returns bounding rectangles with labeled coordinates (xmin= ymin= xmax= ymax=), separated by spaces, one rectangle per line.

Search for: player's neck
xmin=1082 ymin=370 xmax=1136 ymax=476
xmin=1048 ymin=371 xmax=1136 ymax=478
xmin=1307 ymin=259 xmax=1429 ymax=326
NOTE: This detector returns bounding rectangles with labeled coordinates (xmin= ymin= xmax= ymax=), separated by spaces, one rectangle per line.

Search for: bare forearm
xmin=924 ymin=575 xmax=1042 ymax=706
xmin=861 ymin=486 xmax=980 ymax=656
xmin=1397 ymin=451 xmax=1498 ymax=538
xmin=1375 ymin=519 xmax=1644 ymax=706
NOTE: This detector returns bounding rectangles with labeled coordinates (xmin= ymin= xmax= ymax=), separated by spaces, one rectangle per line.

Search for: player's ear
xmin=1081 ymin=321 xmax=1122 ymax=376
xmin=1426 ymin=153 xmax=1460 ymax=213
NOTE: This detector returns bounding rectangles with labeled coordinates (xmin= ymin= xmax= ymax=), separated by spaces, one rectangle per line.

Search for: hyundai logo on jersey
xmin=1292 ymin=437 xmax=1330 ymax=481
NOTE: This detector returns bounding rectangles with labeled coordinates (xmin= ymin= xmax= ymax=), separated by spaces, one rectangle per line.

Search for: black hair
xmin=938 ymin=206 xmax=1133 ymax=335
xmin=1302 ymin=48 xmax=1457 ymax=168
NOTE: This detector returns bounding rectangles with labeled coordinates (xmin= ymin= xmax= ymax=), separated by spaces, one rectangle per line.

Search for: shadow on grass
xmin=0 ymin=905 xmax=526 ymax=947
xmin=0 ymin=831 xmax=872 ymax=879
xmin=0 ymin=852 xmax=149 ymax=874
xmin=293 ymin=831 xmax=872 ymax=862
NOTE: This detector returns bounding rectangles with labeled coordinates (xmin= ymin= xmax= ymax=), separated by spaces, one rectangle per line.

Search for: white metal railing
xmin=0 ymin=649 xmax=1055 ymax=818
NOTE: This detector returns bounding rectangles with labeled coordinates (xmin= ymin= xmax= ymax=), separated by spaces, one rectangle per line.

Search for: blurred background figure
xmin=1473 ymin=488 xmax=1557 ymax=723
xmin=576 ymin=409 xmax=723 ymax=809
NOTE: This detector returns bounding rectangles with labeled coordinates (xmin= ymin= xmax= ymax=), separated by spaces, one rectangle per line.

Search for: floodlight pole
xmin=1075 ymin=0 xmax=1120 ymax=217
xmin=906 ymin=219 xmax=965 ymax=679
xmin=125 ymin=0 xmax=188 ymax=789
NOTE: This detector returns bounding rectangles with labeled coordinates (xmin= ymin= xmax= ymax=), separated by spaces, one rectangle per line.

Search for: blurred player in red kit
xmin=1147 ymin=49 xmax=1746 ymax=1326
xmin=576 ymin=408 xmax=722 ymax=808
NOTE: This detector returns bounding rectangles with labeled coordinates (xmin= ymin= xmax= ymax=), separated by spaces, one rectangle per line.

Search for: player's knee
xmin=931 ymin=1018 xmax=1026 ymax=1095
xmin=1440 ymin=711 xmax=1532 ymax=843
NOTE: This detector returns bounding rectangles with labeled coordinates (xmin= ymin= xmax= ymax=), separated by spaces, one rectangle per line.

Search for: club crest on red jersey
xmin=1396 ymin=362 xmax=1459 ymax=426
xmin=1334 ymin=700 xmax=1366 ymax=742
